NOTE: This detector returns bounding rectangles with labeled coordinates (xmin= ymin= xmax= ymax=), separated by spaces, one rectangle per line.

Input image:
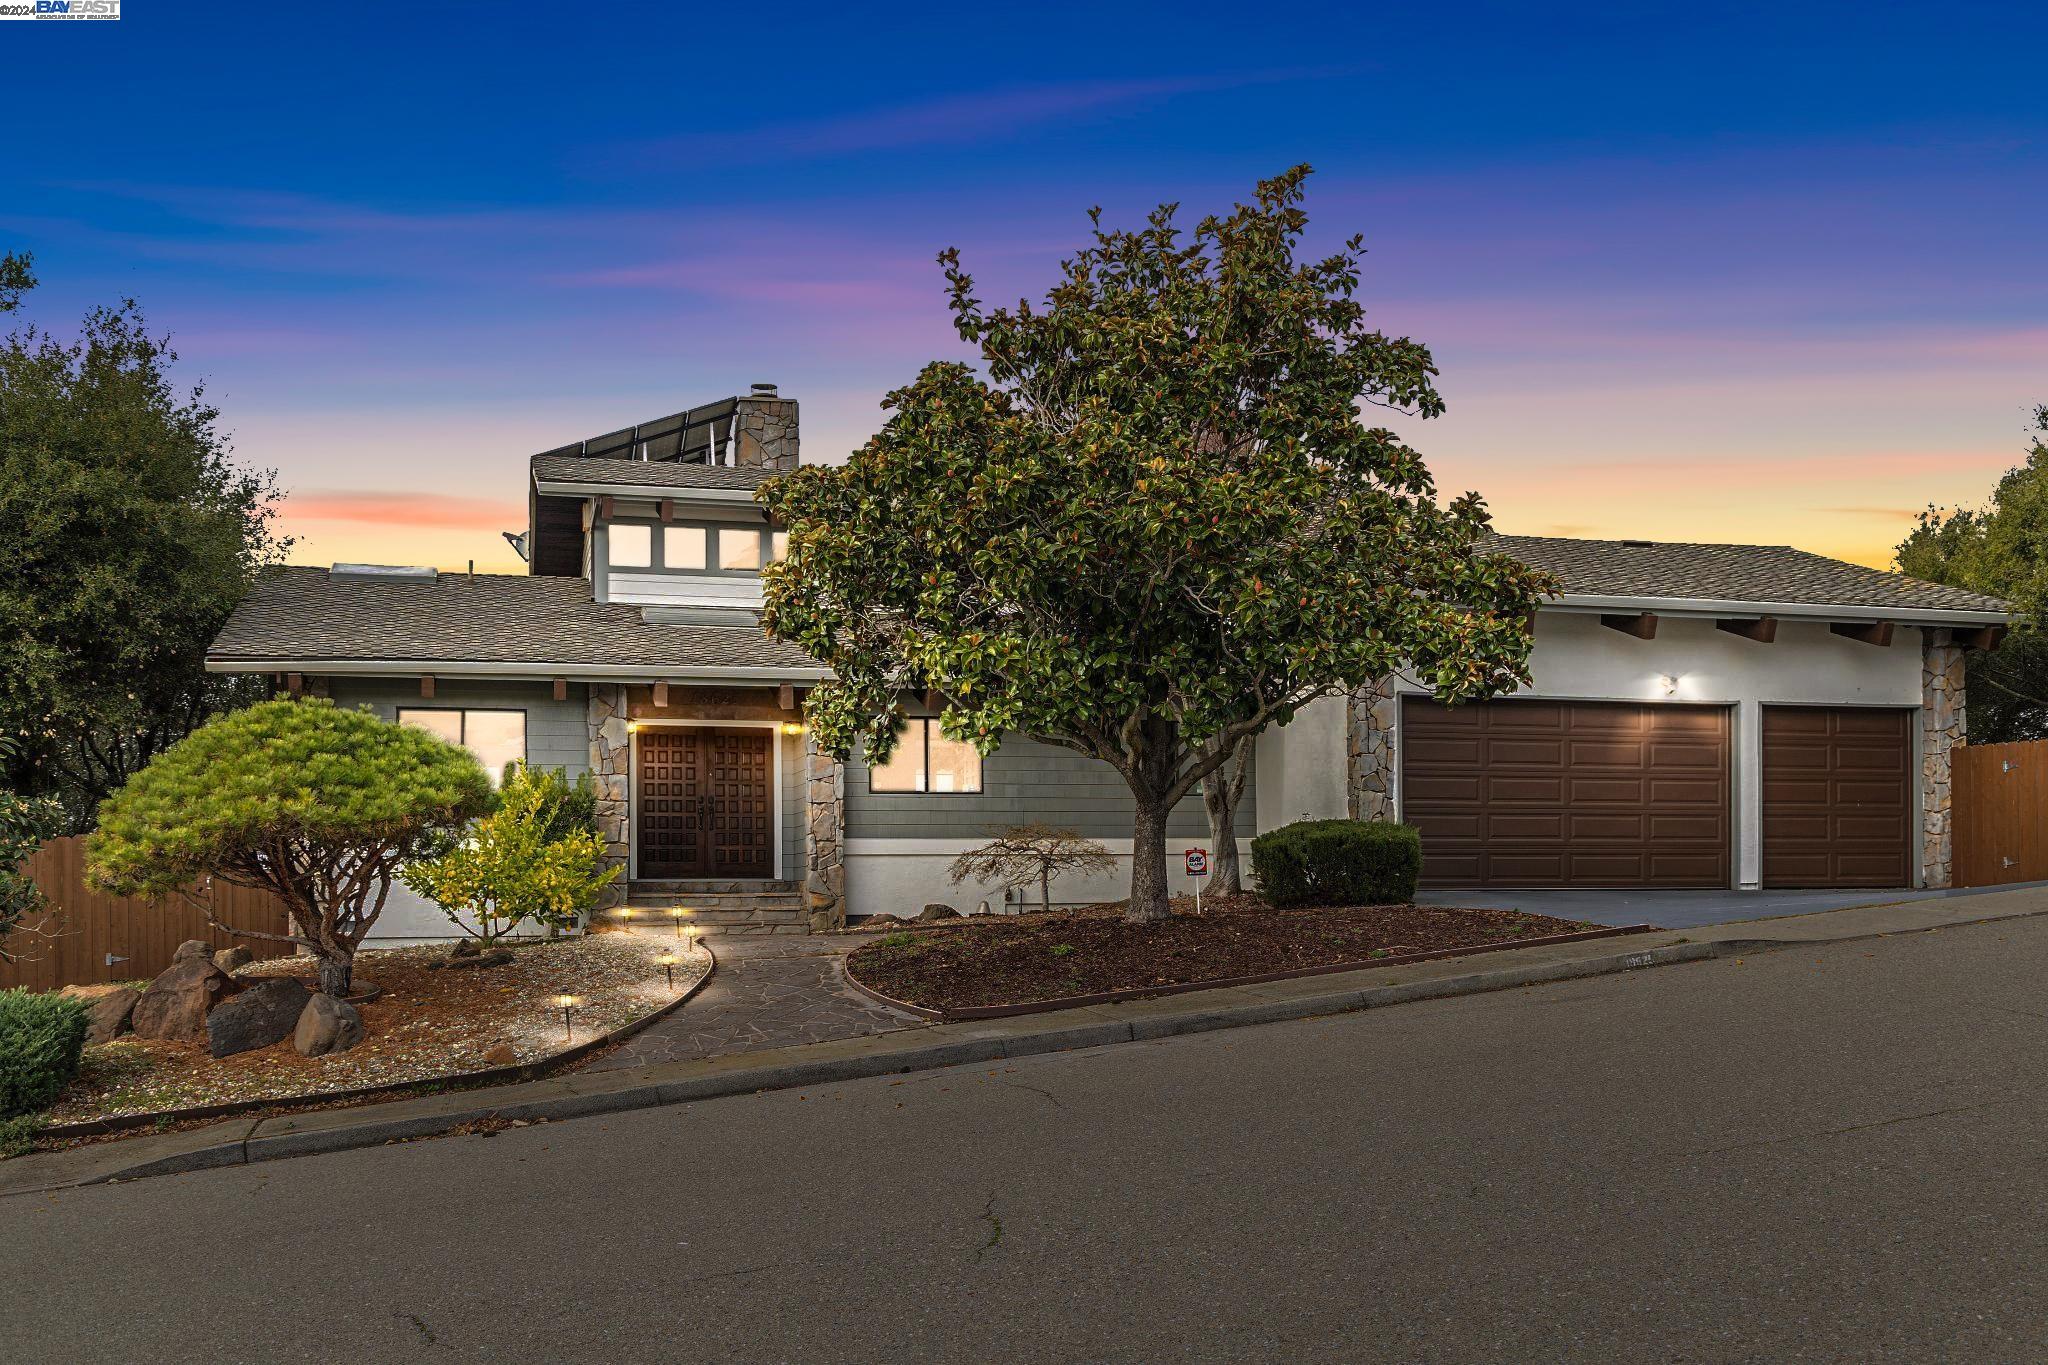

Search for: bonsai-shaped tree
xmin=947 ymin=823 xmax=1117 ymax=916
xmin=86 ymin=698 xmax=493 ymax=994
xmin=403 ymin=762 xmax=617 ymax=944
xmin=761 ymin=167 xmax=1551 ymax=922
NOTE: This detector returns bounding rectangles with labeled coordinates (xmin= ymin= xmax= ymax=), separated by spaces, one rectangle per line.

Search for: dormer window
xmin=609 ymin=524 xmax=653 ymax=569
xmin=718 ymin=528 xmax=762 ymax=572
xmin=664 ymin=526 xmax=707 ymax=569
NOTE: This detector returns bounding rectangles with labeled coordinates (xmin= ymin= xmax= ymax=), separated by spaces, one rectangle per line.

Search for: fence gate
xmin=1953 ymin=740 xmax=2048 ymax=888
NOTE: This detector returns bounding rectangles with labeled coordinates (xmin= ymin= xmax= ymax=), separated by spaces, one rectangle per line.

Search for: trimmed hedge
xmin=1250 ymin=819 xmax=1422 ymax=908
xmin=0 ymin=988 xmax=88 ymax=1119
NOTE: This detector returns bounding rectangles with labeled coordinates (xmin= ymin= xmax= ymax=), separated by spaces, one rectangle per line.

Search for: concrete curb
xmin=0 ymin=935 xmax=1718 ymax=1198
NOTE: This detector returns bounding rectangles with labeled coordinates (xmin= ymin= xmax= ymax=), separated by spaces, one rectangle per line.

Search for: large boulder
xmin=131 ymin=955 xmax=242 ymax=1043
xmin=206 ymin=978 xmax=312 ymax=1058
xmin=917 ymin=903 xmax=960 ymax=922
xmin=213 ymin=945 xmax=253 ymax=975
xmin=293 ymin=992 xmax=365 ymax=1058
xmin=61 ymin=984 xmax=142 ymax=1045
xmin=171 ymin=938 xmax=215 ymax=963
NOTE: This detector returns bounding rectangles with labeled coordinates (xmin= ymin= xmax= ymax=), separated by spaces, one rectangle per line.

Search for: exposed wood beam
xmin=420 ymin=674 xmax=436 ymax=699
xmin=652 ymin=680 xmax=669 ymax=709
xmin=1715 ymin=617 xmax=1778 ymax=644
xmin=599 ymin=494 xmax=615 ymax=520
xmin=553 ymin=678 xmax=569 ymax=702
xmin=1600 ymin=612 xmax=1658 ymax=640
xmin=658 ymin=498 xmax=674 ymax=524
xmin=285 ymin=672 xmax=304 ymax=697
xmin=1830 ymin=621 xmax=1895 ymax=647
xmin=1960 ymin=624 xmax=2009 ymax=652
xmin=778 ymin=683 xmax=796 ymax=712
xmin=923 ymin=688 xmax=941 ymax=711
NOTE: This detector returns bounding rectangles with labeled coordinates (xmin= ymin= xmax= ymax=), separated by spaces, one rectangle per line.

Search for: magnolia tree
xmin=760 ymin=167 xmax=1551 ymax=923
xmin=87 ymin=698 xmax=494 ymax=993
xmin=403 ymin=762 xmax=616 ymax=944
xmin=948 ymin=824 xmax=1116 ymax=916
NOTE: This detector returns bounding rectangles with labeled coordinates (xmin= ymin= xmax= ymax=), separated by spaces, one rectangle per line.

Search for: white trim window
xmin=868 ymin=719 xmax=984 ymax=794
xmin=397 ymin=707 xmax=527 ymax=784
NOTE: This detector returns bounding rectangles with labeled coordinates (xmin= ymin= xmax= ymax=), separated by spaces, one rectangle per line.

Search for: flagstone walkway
xmin=581 ymin=931 xmax=924 ymax=1071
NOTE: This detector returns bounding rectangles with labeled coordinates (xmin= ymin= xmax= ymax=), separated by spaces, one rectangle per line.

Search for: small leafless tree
xmin=948 ymin=824 xmax=1116 ymax=916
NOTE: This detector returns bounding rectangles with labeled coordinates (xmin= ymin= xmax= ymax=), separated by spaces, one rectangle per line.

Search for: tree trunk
xmin=314 ymin=946 xmax=353 ymax=997
xmin=1126 ymin=791 xmax=1173 ymax=923
xmin=1040 ymin=868 xmax=1052 ymax=915
xmin=1200 ymin=738 xmax=1251 ymax=896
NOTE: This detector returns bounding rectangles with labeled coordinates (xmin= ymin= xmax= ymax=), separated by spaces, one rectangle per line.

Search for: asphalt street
xmin=11 ymin=913 xmax=2048 ymax=1363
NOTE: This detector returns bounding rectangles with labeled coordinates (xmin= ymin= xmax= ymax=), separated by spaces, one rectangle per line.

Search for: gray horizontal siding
xmin=326 ymin=678 xmax=590 ymax=778
xmin=845 ymin=733 xmax=1257 ymax=841
xmin=779 ymin=730 xmax=803 ymax=878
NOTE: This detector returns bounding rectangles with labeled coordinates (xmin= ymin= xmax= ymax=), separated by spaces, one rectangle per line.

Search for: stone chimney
xmin=732 ymin=382 xmax=799 ymax=471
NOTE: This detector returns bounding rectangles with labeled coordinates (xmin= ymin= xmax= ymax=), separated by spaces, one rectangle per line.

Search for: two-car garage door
xmin=1402 ymin=698 xmax=1911 ymax=889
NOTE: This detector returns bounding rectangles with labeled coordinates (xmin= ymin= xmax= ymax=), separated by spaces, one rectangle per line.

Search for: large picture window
xmin=397 ymin=708 xmax=527 ymax=784
xmin=868 ymin=719 xmax=984 ymax=794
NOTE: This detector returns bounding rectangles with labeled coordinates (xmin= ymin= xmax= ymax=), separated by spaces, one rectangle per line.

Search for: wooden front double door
xmin=636 ymin=727 xmax=775 ymax=880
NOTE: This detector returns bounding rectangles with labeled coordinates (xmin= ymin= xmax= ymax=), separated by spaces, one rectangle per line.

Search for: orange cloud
xmin=285 ymin=490 xmax=523 ymax=531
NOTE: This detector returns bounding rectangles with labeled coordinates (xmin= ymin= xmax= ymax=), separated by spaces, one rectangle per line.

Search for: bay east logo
xmin=0 ymin=0 xmax=122 ymax=17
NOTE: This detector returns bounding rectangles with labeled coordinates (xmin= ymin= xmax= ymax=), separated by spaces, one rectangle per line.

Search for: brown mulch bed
xmin=43 ymin=933 xmax=709 ymax=1127
xmin=846 ymin=894 xmax=1599 ymax=1011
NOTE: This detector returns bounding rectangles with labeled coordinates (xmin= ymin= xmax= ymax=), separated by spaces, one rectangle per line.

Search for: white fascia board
xmin=1543 ymin=594 xmax=2013 ymax=626
xmin=532 ymin=479 xmax=762 ymax=504
xmin=206 ymin=657 xmax=830 ymax=683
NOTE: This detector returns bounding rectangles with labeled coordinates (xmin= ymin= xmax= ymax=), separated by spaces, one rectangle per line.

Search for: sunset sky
xmin=5 ymin=3 xmax=2043 ymax=573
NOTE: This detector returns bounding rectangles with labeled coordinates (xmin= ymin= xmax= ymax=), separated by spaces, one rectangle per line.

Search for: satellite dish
xmin=502 ymin=531 xmax=529 ymax=562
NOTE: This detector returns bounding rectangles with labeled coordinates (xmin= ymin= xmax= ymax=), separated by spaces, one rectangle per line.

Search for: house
xmin=206 ymin=386 xmax=2014 ymax=937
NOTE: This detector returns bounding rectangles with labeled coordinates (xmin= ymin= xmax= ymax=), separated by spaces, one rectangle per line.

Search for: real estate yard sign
xmin=1185 ymin=848 xmax=1208 ymax=913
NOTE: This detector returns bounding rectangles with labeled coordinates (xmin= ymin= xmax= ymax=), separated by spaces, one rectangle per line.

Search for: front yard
xmin=44 ymin=932 xmax=707 ymax=1126
xmin=847 ymin=895 xmax=1609 ymax=1013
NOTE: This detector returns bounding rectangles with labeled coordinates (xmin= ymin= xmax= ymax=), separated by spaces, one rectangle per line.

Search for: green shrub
xmin=0 ymin=989 xmax=88 ymax=1119
xmin=0 ymin=1112 xmax=43 ymax=1159
xmin=1249 ymin=819 xmax=1422 ymax=908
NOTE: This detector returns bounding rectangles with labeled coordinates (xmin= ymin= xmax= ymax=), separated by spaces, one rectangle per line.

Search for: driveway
xmin=1429 ymin=880 xmax=2048 ymax=929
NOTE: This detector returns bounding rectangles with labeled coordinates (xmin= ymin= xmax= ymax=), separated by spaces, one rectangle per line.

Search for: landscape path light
xmin=556 ymin=992 xmax=577 ymax=1041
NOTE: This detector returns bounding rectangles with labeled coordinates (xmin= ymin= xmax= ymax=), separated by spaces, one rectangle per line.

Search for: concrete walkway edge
xmin=11 ymin=883 xmax=2048 ymax=1197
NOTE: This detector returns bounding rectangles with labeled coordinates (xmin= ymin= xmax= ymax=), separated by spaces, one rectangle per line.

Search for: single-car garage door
xmin=1760 ymin=707 xmax=1912 ymax=888
xmin=1403 ymin=698 xmax=1732 ymax=888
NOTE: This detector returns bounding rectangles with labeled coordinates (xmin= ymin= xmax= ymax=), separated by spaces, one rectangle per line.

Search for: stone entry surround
xmin=587 ymin=683 xmax=847 ymax=930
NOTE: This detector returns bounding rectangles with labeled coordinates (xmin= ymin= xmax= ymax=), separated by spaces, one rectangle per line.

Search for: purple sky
xmin=5 ymin=3 xmax=2043 ymax=571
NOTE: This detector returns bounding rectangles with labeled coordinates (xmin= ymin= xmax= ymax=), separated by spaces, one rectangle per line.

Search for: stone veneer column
xmin=1346 ymin=678 xmax=1399 ymax=822
xmin=1920 ymin=630 xmax=1967 ymax=888
xmin=587 ymin=683 xmax=631 ymax=907
xmin=803 ymin=731 xmax=846 ymax=931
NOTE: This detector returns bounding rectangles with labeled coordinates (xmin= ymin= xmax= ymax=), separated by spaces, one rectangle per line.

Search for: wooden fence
xmin=1953 ymin=740 xmax=2048 ymax=888
xmin=0 ymin=836 xmax=295 ymax=993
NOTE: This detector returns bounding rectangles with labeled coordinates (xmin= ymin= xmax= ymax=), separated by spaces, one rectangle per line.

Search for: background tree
xmin=947 ymin=824 xmax=1117 ymax=915
xmin=761 ymin=167 xmax=1551 ymax=922
xmin=0 ymin=738 xmax=64 ymax=965
xmin=86 ymin=699 xmax=494 ymax=994
xmin=0 ymin=274 xmax=289 ymax=830
xmin=1897 ymin=404 xmax=2048 ymax=741
xmin=0 ymin=250 xmax=34 ymax=312
xmin=403 ymin=763 xmax=617 ymax=944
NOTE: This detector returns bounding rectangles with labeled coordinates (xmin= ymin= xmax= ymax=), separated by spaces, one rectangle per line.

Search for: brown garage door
xmin=1761 ymin=707 xmax=1912 ymax=888
xmin=1403 ymin=698 xmax=1732 ymax=888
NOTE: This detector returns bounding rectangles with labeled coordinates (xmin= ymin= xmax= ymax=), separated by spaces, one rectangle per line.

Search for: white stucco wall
xmin=845 ymin=838 xmax=1258 ymax=919
xmin=1253 ymin=695 xmax=1352 ymax=833
xmin=1379 ymin=611 xmax=1929 ymax=888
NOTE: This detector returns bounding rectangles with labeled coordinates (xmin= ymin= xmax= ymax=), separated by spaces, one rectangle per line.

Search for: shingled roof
xmin=529 ymin=455 xmax=778 ymax=493
xmin=209 ymin=567 xmax=823 ymax=676
xmin=1489 ymin=535 xmax=2011 ymax=617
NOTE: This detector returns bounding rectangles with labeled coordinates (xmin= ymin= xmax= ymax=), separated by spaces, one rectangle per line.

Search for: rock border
xmin=35 ymin=942 xmax=717 ymax=1140
xmin=844 ymin=922 xmax=1659 ymax=1020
